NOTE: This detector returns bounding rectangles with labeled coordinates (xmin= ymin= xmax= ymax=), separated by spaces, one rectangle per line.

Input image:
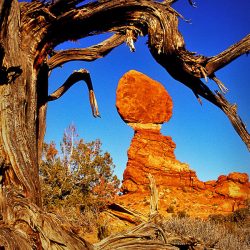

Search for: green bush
xmin=39 ymin=125 xmax=120 ymax=232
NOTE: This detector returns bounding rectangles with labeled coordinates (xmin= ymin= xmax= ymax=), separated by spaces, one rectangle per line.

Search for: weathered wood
xmin=48 ymin=33 xmax=126 ymax=69
xmin=48 ymin=69 xmax=100 ymax=117
xmin=107 ymin=203 xmax=148 ymax=224
xmin=95 ymin=176 xmax=203 ymax=250
xmin=148 ymin=174 xmax=159 ymax=217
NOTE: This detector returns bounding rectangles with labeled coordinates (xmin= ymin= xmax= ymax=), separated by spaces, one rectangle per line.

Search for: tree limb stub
xmin=148 ymin=174 xmax=159 ymax=217
xmin=48 ymin=69 xmax=100 ymax=117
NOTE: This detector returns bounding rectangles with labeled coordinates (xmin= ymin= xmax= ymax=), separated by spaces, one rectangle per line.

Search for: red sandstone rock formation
xmin=121 ymin=128 xmax=202 ymax=193
xmin=116 ymin=70 xmax=172 ymax=124
xmin=116 ymin=70 xmax=250 ymax=217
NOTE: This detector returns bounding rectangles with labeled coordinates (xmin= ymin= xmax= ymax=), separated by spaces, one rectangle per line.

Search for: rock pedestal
xmin=116 ymin=70 xmax=249 ymax=217
xmin=116 ymin=70 xmax=201 ymax=193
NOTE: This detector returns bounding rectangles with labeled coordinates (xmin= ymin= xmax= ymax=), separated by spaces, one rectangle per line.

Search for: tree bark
xmin=0 ymin=1 xmax=91 ymax=248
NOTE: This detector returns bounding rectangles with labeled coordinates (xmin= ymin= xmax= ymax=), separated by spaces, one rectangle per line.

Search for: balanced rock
xmin=116 ymin=70 xmax=199 ymax=193
xmin=116 ymin=70 xmax=250 ymax=218
xmin=116 ymin=70 xmax=172 ymax=124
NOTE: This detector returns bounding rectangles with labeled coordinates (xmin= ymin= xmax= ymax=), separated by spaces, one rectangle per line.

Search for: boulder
xmin=116 ymin=70 xmax=172 ymax=124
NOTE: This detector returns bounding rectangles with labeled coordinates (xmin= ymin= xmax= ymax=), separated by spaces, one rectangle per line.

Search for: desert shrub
xmin=175 ymin=210 xmax=189 ymax=218
xmin=209 ymin=206 xmax=250 ymax=225
xmin=166 ymin=205 xmax=174 ymax=213
xmin=163 ymin=217 xmax=250 ymax=250
xmin=229 ymin=206 xmax=250 ymax=224
xmin=39 ymin=125 xmax=120 ymax=232
xmin=208 ymin=213 xmax=228 ymax=223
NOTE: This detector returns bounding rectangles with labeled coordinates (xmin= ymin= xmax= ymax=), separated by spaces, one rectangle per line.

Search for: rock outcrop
xmin=116 ymin=70 xmax=250 ymax=218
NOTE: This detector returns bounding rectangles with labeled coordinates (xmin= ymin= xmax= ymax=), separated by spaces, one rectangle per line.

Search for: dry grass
xmin=163 ymin=216 xmax=250 ymax=250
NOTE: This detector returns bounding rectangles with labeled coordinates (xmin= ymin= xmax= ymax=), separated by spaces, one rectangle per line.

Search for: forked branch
xmin=48 ymin=69 xmax=100 ymax=117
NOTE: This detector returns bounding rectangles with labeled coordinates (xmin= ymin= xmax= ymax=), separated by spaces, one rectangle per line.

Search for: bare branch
xmin=215 ymin=92 xmax=250 ymax=151
xmin=151 ymin=45 xmax=250 ymax=148
xmin=48 ymin=33 xmax=126 ymax=69
xmin=161 ymin=34 xmax=250 ymax=82
xmin=47 ymin=1 xmax=179 ymax=47
xmin=94 ymin=221 xmax=168 ymax=250
xmin=210 ymin=74 xmax=228 ymax=94
xmin=38 ymin=0 xmax=249 ymax=148
xmin=205 ymin=34 xmax=250 ymax=75
xmin=48 ymin=69 xmax=100 ymax=117
xmin=125 ymin=29 xmax=137 ymax=52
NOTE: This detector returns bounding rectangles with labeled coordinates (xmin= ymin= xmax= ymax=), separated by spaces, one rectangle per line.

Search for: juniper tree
xmin=40 ymin=125 xmax=120 ymax=215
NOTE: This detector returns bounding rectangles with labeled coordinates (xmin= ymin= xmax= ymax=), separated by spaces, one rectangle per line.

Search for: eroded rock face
xmin=121 ymin=129 xmax=198 ymax=193
xmin=116 ymin=70 xmax=198 ymax=193
xmin=214 ymin=173 xmax=249 ymax=199
xmin=116 ymin=70 xmax=249 ymax=217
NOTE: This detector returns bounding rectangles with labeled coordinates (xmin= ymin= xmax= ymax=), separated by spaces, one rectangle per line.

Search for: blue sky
xmin=44 ymin=0 xmax=250 ymax=181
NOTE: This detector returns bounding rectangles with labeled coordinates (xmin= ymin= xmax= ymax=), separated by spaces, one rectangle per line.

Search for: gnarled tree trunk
xmin=0 ymin=1 xmax=91 ymax=248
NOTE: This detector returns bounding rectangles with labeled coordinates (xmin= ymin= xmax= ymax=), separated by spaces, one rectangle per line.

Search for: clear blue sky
xmin=43 ymin=0 xmax=250 ymax=181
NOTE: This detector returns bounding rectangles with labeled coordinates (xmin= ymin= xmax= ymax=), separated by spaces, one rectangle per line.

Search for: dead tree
xmin=0 ymin=0 xmax=249 ymax=249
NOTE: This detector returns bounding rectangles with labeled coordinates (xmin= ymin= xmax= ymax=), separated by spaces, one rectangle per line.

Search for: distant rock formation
xmin=116 ymin=70 xmax=250 ymax=217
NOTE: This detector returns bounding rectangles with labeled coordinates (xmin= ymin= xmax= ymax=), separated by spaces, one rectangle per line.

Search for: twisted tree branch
xmin=215 ymin=92 xmax=250 ymax=150
xmin=48 ymin=33 xmax=126 ymax=69
xmin=48 ymin=69 xmax=100 ymax=117
xmin=48 ymin=0 xmax=85 ymax=15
